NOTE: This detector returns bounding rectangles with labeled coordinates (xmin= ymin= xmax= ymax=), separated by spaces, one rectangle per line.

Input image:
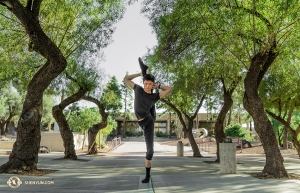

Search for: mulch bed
xmin=246 ymin=172 xmax=300 ymax=180
xmin=53 ymin=157 xmax=90 ymax=162
xmin=203 ymin=161 xmax=243 ymax=164
xmin=187 ymin=156 xmax=212 ymax=158
xmin=7 ymin=169 xmax=58 ymax=176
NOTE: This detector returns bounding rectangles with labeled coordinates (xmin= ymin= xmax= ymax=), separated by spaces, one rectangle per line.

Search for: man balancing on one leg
xmin=123 ymin=57 xmax=172 ymax=183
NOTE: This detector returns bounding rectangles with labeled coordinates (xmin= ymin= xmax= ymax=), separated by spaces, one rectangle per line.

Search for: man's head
xmin=143 ymin=74 xmax=155 ymax=93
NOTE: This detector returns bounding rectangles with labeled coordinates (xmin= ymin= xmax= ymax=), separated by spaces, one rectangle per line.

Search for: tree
xmin=67 ymin=107 xmax=101 ymax=149
xmin=214 ymin=77 xmax=241 ymax=162
xmin=82 ymin=76 xmax=122 ymax=154
xmin=0 ymin=86 xmax=22 ymax=136
xmin=260 ymin=56 xmax=300 ymax=155
xmin=41 ymin=95 xmax=55 ymax=132
xmin=120 ymin=72 xmax=134 ymax=136
xmin=0 ymin=0 xmax=125 ymax=174
xmin=52 ymin=63 xmax=99 ymax=159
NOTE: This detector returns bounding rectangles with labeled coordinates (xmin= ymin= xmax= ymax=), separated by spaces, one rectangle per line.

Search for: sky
xmin=99 ymin=1 xmax=157 ymax=84
xmin=80 ymin=1 xmax=157 ymax=107
xmin=80 ymin=2 xmax=208 ymax=114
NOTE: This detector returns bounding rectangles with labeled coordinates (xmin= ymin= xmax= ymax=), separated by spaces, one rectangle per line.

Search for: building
xmin=113 ymin=113 xmax=216 ymax=137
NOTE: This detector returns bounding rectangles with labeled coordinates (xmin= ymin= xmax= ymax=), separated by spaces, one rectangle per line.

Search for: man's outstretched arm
xmin=123 ymin=72 xmax=142 ymax=89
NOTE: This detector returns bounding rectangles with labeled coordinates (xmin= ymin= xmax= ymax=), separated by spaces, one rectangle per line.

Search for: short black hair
xmin=143 ymin=74 xmax=155 ymax=82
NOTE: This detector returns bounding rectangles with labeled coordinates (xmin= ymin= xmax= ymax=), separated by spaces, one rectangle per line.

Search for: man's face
xmin=143 ymin=80 xmax=154 ymax=93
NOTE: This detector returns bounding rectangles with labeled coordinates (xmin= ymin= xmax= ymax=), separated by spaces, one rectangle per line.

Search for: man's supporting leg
xmin=142 ymin=116 xmax=154 ymax=183
xmin=150 ymin=105 xmax=156 ymax=121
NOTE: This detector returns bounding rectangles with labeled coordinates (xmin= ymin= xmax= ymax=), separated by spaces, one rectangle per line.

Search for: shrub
xmin=155 ymin=131 xmax=167 ymax=137
xmin=225 ymin=124 xmax=245 ymax=138
xmin=125 ymin=131 xmax=134 ymax=137
xmin=135 ymin=131 xmax=144 ymax=137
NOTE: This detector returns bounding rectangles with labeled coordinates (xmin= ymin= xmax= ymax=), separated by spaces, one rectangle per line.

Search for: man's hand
xmin=152 ymin=83 xmax=159 ymax=89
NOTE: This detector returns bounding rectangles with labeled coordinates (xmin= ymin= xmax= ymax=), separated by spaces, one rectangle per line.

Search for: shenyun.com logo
xmin=7 ymin=176 xmax=22 ymax=189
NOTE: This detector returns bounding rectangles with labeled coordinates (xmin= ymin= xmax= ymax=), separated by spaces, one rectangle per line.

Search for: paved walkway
xmin=0 ymin=142 xmax=300 ymax=192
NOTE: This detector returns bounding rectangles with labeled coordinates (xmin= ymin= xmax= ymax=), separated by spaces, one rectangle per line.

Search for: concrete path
xmin=0 ymin=142 xmax=300 ymax=193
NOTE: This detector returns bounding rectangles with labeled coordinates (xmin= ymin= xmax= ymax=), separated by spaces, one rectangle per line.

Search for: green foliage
xmin=0 ymin=86 xmax=23 ymax=120
xmin=225 ymin=124 xmax=245 ymax=138
xmin=0 ymin=0 xmax=126 ymax=95
xmin=100 ymin=116 xmax=117 ymax=136
xmin=67 ymin=107 xmax=100 ymax=133
xmin=41 ymin=95 xmax=56 ymax=128
xmin=125 ymin=130 xmax=143 ymax=137
xmin=101 ymin=76 xmax=122 ymax=118
xmin=243 ymin=130 xmax=255 ymax=142
xmin=125 ymin=131 xmax=134 ymax=137
xmin=96 ymin=116 xmax=117 ymax=147
xmin=155 ymin=131 xmax=168 ymax=137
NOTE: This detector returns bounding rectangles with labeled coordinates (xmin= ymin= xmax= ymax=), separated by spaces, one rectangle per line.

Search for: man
xmin=123 ymin=58 xmax=172 ymax=183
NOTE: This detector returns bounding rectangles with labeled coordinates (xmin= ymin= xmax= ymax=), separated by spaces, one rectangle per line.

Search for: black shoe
xmin=141 ymin=175 xmax=151 ymax=183
xmin=138 ymin=57 xmax=148 ymax=76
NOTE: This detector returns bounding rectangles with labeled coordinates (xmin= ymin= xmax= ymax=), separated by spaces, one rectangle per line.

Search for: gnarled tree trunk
xmin=243 ymin=49 xmax=288 ymax=177
xmin=52 ymin=88 xmax=88 ymax=159
xmin=214 ymin=78 xmax=239 ymax=162
xmin=0 ymin=119 xmax=6 ymax=136
xmin=82 ymin=96 xmax=108 ymax=154
xmin=283 ymin=109 xmax=293 ymax=149
xmin=161 ymin=97 xmax=205 ymax=157
xmin=0 ymin=1 xmax=67 ymax=174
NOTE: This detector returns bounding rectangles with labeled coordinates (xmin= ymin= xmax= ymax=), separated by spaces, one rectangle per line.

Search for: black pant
xmin=138 ymin=115 xmax=154 ymax=160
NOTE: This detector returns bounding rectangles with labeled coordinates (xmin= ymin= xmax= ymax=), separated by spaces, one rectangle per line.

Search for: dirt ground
xmin=158 ymin=138 xmax=299 ymax=155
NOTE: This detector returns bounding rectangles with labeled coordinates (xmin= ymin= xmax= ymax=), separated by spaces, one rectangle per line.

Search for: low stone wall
xmin=0 ymin=141 xmax=14 ymax=149
xmin=0 ymin=132 xmax=87 ymax=152
xmin=41 ymin=132 xmax=87 ymax=152
xmin=122 ymin=137 xmax=177 ymax=142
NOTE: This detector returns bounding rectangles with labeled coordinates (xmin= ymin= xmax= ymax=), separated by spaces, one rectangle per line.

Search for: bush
xmin=155 ymin=131 xmax=167 ymax=137
xmin=135 ymin=131 xmax=144 ymax=137
xmin=125 ymin=131 xmax=134 ymax=137
xmin=225 ymin=124 xmax=245 ymax=138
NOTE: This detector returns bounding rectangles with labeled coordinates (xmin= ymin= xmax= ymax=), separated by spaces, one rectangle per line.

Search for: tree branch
xmin=197 ymin=10 xmax=248 ymax=69
xmin=231 ymin=5 xmax=272 ymax=31
xmin=82 ymin=96 xmax=108 ymax=121
xmin=160 ymin=98 xmax=187 ymax=132
xmin=266 ymin=110 xmax=292 ymax=132
xmin=26 ymin=0 xmax=32 ymax=10
xmin=0 ymin=1 xmax=13 ymax=9
xmin=191 ymin=95 xmax=205 ymax=120
xmin=32 ymin=0 xmax=42 ymax=18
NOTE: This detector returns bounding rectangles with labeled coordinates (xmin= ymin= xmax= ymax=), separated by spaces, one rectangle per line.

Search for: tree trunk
xmin=0 ymin=1 xmax=67 ymax=174
xmin=52 ymin=88 xmax=88 ymax=159
xmin=186 ymin=128 xmax=202 ymax=157
xmin=283 ymin=109 xmax=292 ymax=149
xmin=160 ymin=97 xmax=205 ymax=157
xmin=4 ymin=115 xmax=14 ymax=136
xmin=227 ymin=108 xmax=232 ymax=126
xmin=243 ymin=50 xmax=288 ymax=177
xmin=214 ymin=78 xmax=239 ymax=162
xmin=0 ymin=120 xmax=5 ymax=136
xmin=87 ymin=123 xmax=107 ymax=154
xmin=82 ymin=96 xmax=108 ymax=155
xmin=214 ymin=92 xmax=233 ymax=162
